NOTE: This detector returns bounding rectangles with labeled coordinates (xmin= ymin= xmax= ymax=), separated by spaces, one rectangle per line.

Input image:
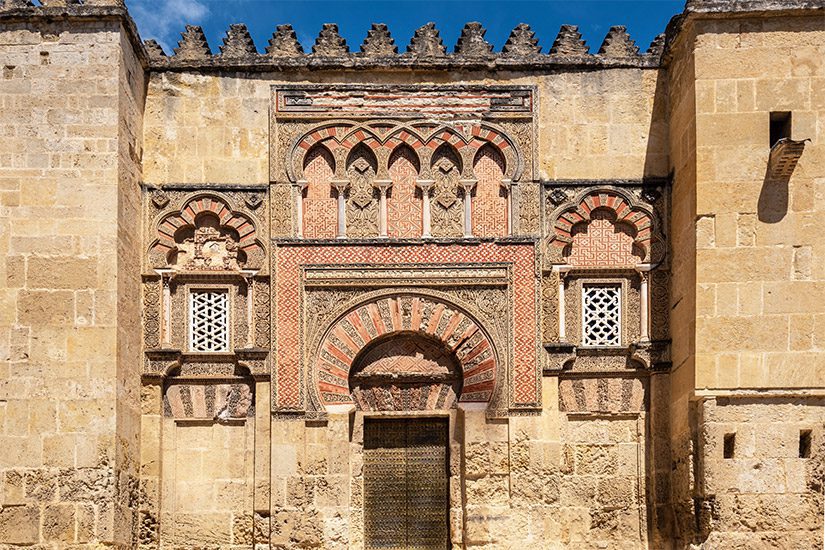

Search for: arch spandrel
xmin=310 ymin=293 xmax=499 ymax=412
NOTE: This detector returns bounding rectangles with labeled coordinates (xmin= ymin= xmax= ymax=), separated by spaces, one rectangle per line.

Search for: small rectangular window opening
xmin=769 ymin=112 xmax=792 ymax=148
xmin=723 ymin=433 xmax=735 ymax=459
xmin=799 ymin=430 xmax=812 ymax=459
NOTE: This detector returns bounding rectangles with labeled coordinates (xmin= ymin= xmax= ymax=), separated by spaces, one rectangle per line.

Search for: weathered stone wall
xmin=666 ymin=19 xmax=701 ymax=546
xmin=668 ymin=10 xmax=825 ymax=547
xmin=695 ymin=396 xmax=825 ymax=548
xmin=0 ymin=14 xmax=145 ymax=548
xmin=141 ymin=68 xmax=669 ymax=187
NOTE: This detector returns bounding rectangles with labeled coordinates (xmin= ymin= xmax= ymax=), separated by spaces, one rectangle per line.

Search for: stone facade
xmin=0 ymin=0 xmax=823 ymax=548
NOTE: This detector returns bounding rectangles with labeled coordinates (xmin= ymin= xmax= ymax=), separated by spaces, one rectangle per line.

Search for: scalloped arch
xmin=548 ymin=188 xmax=658 ymax=263
xmin=149 ymin=193 xmax=265 ymax=269
xmin=287 ymin=120 xmax=523 ymax=183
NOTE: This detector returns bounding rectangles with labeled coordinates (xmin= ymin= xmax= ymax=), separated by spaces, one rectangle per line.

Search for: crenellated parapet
xmin=145 ymin=22 xmax=665 ymax=72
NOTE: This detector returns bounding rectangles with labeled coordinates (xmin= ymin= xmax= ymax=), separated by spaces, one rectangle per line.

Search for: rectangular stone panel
xmin=274 ymin=85 xmax=534 ymax=118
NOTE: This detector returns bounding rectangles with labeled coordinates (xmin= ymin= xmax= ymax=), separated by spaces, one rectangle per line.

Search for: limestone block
xmin=23 ymin=469 xmax=58 ymax=503
xmin=465 ymin=475 xmax=509 ymax=506
xmin=18 ymin=290 xmax=74 ymax=325
xmin=42 ymin=503 xmax=75 ymax=543
xmin=315 ymin=475 xmax=348 ymax=508
xmin=574 ymin=445 xmax=619 ymax=476
xmin=26 ymin=256 xmax=97 ymax=290
xmin=164 ymin=512 xmax=232 ymax=545
xmin=0 ymin=504 xmax=39 ymax=544
xmin=2 ymin=470 xmax=25 ymax=506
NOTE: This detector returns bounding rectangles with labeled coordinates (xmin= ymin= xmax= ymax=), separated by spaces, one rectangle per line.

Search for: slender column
xmin=375 ymin=180 xmax=392 ymax=238
xmin=156 ymin=269 xmax=173 ymax=348
xmin=553 ymin=265 xmax=572 ymax=342
xmin=460 ymin=179 xmax=477 ymax=238
xmin=416 ymin=179 xmax=434 ymax=238
xmin=295 ymin=180 xmax=307 ymax=238
xmin=331 ymin=179 xmax=349 ymax=239
xmin=501 ymin=179 xmax=513 ymax=236
xmin=636 ymin=263 xmax=653 ymax=342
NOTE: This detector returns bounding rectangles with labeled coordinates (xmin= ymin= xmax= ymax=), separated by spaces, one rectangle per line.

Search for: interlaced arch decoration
xmin=287 ymin=119 xmax=523 ymax=184
xmin=149 ymin=193 xmax=265 ymax=270
xmin=547 ymin=187 xmax=664 ymax=265
xmin=312 ymin=294 xmax=498 ymax=410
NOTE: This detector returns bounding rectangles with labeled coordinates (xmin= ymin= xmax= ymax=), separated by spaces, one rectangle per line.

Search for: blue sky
xmin=127 ymin=0 xmax=685 ymax=57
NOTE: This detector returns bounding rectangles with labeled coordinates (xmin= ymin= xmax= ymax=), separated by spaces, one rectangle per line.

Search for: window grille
xmin=189 ymin=290 xmax=229 ymax=352
xmin=582 ymin=285 xmax=621 ymax=347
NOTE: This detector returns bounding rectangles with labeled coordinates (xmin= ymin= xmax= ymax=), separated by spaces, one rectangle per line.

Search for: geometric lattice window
xmin=189 ymin=290 xmax=229 ymax=352
xmin=582 ymin=284 xmax=622 ymax=347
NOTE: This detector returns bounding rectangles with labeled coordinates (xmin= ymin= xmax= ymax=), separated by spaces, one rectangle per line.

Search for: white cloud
xmin=128 ymin=0 xmax=210 ymax=54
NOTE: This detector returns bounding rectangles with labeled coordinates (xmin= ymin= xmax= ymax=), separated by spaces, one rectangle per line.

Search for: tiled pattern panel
xmin=472 ymin=145 xmax=508 ymax=237
xmin=568 ymin=213 xmax=640 ymax=267
xmin=273 ymin=242 xmax=538 ymax=410
xmin=387 ymin=146 xmax=422 ymax=238
xmin=302 ymin=146 xmax=336 ymax=238
xmin=316 ymin=295 xmax=496 ymax=405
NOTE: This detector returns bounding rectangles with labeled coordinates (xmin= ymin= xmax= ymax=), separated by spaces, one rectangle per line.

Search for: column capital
xmin=295 ymin=179 xmax=309 ymax=191
xmin=374 ymin=179 xmax=393 ymax=193
xmin=635 ymin=263 xmax=654 ymax=272
xmin=459 ymin=178 xmax=478 ymax=192
xmin=416 ymin=179 xmax=435 ymax=192
xmin=500 ymin=178 xmax=514 ymax=190
xmin=552 ymin=264 xmax=573 ymax=276
xmin=331 ymin=179 xmax=350 ymax=193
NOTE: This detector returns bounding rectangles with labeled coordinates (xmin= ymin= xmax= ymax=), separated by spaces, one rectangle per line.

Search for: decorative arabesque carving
xmin=430 ymin=148 xmax=463 ymax=238
xmin=502 ymin=23 xmax=541 ymax=56
xmin=271 ymin=184 xmax=293 ymax=237
xmin=407 ymin=23 xmax=447 ymax=57
xmin=267 ymin=24 xmax=304 ymax=57
xmin=361 ymin=23 xmax=397 ymax=56
xmin=219 ymin=23 xmax=257 ymax=58
xmin=345 ymin=146 xmax=379 ymax=237
xmin=598 ymin=26 xmax=640 ymax=58
xmin=650 ymin=270 xmax=670 ymax=342
xmin=253 ymin=278 xmax=271 ymax=348
xmin=178 ymin=217 xmax=240 ymax=271
xmin=541 ymin=273 xmax=559 ymax=343
xmin=312 ymin=23 xmax=348 ymax=56
xmin=518 ymin=181 xmax=541 ymax=235
xmin=549 ymin=25 xmax=589 ymax=56
xmin=455 ymin=22 xmax=493 ymax=57
xmin=143 ymin=279 xmax=161 ymax=348
xmin=173 ymin=25 xmax=211 ymax=60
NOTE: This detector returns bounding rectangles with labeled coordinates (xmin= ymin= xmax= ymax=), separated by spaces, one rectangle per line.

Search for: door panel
xmin=364 ymin=418 xmax=450 ymax=550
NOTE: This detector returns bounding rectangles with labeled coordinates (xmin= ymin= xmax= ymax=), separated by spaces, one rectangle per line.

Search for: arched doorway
xmin=352 ymin=332 xmax=457 ymax=550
